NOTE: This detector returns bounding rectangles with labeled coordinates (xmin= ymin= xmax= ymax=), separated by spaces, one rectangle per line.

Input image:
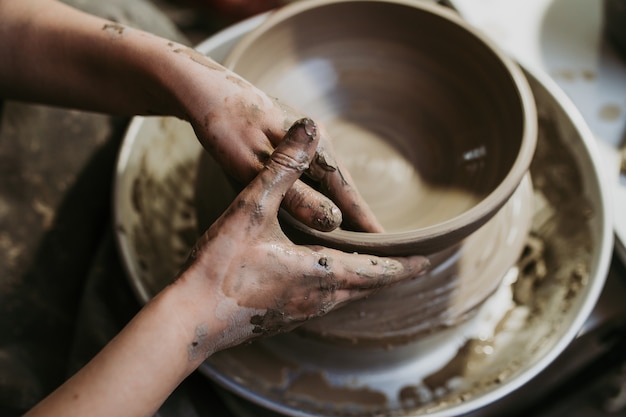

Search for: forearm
xmin=0 ymin=0 xmax=210 ymax=118
xmin=23 ymin=278 xmax=224 ymax=417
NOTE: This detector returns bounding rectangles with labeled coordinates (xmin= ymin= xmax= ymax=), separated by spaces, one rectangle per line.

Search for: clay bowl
xmin=221 ymin=0 xmax=537 ymax=256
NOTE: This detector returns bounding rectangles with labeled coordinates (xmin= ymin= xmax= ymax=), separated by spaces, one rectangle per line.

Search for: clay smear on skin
xmin=102 ymin=23 xmax=125 ymax=36
xmin=188 ymin=323 xmax=210 ymax=361
xmin=170 ymin=45 xmax=225 ymax=72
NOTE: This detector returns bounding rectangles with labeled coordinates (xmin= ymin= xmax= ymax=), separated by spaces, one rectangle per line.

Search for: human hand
xmin=177 ymin=55 xmax=384 ymax=233
xmin=177 ymin=118 xmax=429 ymax=358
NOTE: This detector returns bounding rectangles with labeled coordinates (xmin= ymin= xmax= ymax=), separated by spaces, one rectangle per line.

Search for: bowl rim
xmin=224 ymin=0 xmax=538 ymax=255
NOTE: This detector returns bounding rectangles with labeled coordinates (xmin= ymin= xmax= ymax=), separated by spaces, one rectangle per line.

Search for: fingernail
xmin=313 ymin=204 xmax=342 ymax=231
xmin=288 ymin=117 xmax=317 ymax=142
xmin=418 ymin=257 xmax=431 ymax=273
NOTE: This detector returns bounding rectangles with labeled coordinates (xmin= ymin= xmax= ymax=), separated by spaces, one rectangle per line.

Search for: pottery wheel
xmin=113 ymin=14 xmax=611 ymax=417
xmin=197 ymin=68 xmax=604 ymax=417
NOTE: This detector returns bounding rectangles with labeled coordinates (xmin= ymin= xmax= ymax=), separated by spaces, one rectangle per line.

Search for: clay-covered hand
xmin=177 ymin=118 xmax=429 ymax=358
xmin=176 ymin=51 xmax=383 ymax=233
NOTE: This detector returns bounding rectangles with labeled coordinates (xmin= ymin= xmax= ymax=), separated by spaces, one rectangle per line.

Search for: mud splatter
xmin=187 ymin=323 xmax=210 ymax=360
xmin=251 ymin=309 xmax=301 ymax=336
xmin=226 ymin=74 xmax=251 ymax=89
xmin=171 ymin=46 xmax=225 ymax=72
xmin=288 ymin=371 xmax=387 ymax=408
xmin=102 ymin=23 xmax=125 ymax=36
xmin=598 ymin=103 xmax=622 ymax=121
xmin=131 ymin=152 xmax=198 ymax=296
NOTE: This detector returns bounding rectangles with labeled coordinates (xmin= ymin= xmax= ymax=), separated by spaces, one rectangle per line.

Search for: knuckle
xmin=270 ymin=151 xmax=308 ymax=172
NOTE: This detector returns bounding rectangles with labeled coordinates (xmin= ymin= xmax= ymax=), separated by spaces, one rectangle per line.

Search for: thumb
xmin=244 ymin=118 xmax=320 ymax=216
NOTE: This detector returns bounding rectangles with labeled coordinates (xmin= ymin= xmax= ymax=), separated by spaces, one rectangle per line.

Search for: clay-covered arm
xmin=23 ymin=120 xmax=429 ymax=417
xmin=0 ymin=0 xmax=383 ymax=232
xmin=0 ymin=0 xmax=183 ymax=116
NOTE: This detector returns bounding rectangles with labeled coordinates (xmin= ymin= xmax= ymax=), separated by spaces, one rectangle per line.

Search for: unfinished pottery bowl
xmin=222 ymin=0 xmax=538 ymax=256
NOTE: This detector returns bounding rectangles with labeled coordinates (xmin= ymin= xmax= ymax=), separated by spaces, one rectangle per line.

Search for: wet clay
xmin=102 ymin=22 xmax=125 ymax=35
xmin=288 ymin=373 xmax=387 ymax=408
xmin=170 ymin=45 xmax=226 ymax=73
xmin=191 ymin=0 xmax=539 ymax=344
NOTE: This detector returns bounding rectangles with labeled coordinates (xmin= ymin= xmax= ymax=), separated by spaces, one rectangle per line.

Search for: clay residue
xmin=289 ymin=371 xmax=387 ymax=409
xmin=187 ymin=323 xmax=210 ymax=361
xmin=512 ymin=234 xmax=548 ymax=305
xmin=551 ymin=68 xmax=597 ymax=82
xmin=225 ymin=74 xmax=251 ymax=89
xmin=130 ymin=177 xmax=143 ymax=214
xmin=131 ymin=152 xmax=198 ymax=297
xmin=251 ymin=309 xmax=304 ymax=336
xmin=102 ymin=23 xmax=125 ymax=36
xmin=170 ymin=46 xmax=225 ymax=72
xmin=209 ymin=341 xmax=299 ymax=387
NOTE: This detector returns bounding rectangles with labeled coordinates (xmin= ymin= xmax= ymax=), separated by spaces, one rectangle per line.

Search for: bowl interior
xmin=224 ymin=0 xmax=535 ymax=253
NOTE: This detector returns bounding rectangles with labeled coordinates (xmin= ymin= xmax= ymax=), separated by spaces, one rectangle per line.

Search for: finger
xmin=282 ymin=180 xmax=342 ymax=232
xmin=243 ymin=118 xmax=320 ymax=217
xmin=295 ymin=246 xmax=430 ymax=292
xmin=324 ymin=250 xmax=430 ymax=290
xmin=336 ymin=254 xmax=429 ymax=309
xmin=270 ymin=101 xmax=383 ymax=232
xmin=291 ymin=248 xmax=430 ymax=316
xmin=324 ymin=158 xmax=385 ymax=232
xmin=308 ymin=132 xmax=385 ymax=233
